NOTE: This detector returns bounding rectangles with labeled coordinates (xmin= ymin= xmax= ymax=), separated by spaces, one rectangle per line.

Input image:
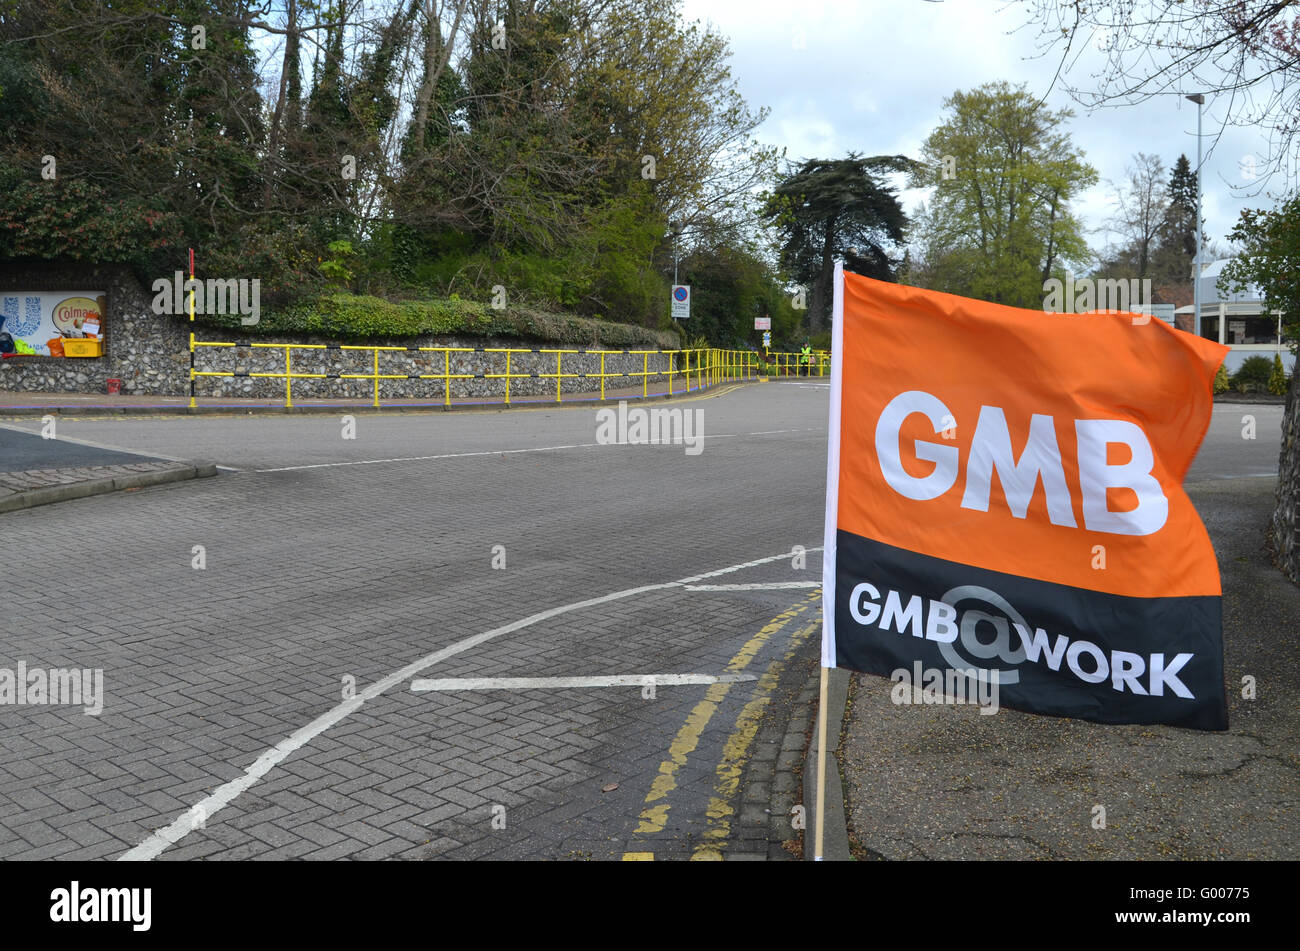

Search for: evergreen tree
xmin=761 ymin=154 xmax=914 ymax=331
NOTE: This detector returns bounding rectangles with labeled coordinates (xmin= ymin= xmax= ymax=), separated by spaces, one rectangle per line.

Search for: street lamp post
xmin=1186 ymin=93 xmax=1205 ymax=339
xmin=670 ymin=222 xmax=682 ymax=286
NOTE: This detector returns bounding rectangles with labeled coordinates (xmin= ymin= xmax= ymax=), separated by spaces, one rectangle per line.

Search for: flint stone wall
xmin=1 ymin=262 xmax=186 ymax=394
xmin=0 ymin=263 xmax=683 ymax=399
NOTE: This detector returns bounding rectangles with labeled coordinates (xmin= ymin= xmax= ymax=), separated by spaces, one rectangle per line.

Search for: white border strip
xmin=411 ymin=673 xmax=756 ymax=691
xmin=821 ymin=261 xmax=846 ymax=668
xmin=684 ymin=581 xmax=822 ymax=591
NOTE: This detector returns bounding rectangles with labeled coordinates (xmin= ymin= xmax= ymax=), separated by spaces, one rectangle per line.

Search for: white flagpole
xmin=814 ymin=664 xmax=829 ymax=861
xmin=816 ymin=261 xmax=846 ymax=861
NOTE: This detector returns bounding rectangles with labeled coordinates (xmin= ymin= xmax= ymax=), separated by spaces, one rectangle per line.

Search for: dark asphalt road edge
xmin=0 ymin=462 xmax=218 ymax=514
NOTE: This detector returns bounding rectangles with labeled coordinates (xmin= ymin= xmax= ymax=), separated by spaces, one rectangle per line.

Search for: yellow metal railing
xmin=762 ymin=349 xmax=830 ymax=378
xmin=188 ymin=340 xmax=768 ymax=408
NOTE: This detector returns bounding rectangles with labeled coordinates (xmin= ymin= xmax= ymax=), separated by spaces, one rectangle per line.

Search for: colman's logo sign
xmin=820 ymin=265 xmax=1229 ymax=730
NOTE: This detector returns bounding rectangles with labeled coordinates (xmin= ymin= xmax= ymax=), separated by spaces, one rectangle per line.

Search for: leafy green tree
xmin=1222 ymin=193 xmax=1300 ymax=353
xmin=761 ymin=154 xmax=914 ymax=331
xmin=908 ymin=81 xmax=1097 ymax=308
xmin=676 ymin=241 xmax=801 ymax=346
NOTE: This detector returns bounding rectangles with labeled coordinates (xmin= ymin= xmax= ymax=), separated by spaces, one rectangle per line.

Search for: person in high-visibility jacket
xmin=800 ymin=342 xmax=812 ymax=376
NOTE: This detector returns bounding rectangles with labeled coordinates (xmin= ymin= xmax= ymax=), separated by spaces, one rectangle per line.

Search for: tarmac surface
xmin=0 ymin=426 xmax=165 ymax=472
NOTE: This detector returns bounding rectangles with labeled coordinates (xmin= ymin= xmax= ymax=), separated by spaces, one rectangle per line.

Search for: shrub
xmin=194 ymin=292 xmax=680 ymax=349
xmin=1232 ymin=355 xmax=1274 ymax=393
xmin=1213 ymin=363 xmax=1230 ymax=395
xmin=1268 ymin=353 xmax=1290 ymax=396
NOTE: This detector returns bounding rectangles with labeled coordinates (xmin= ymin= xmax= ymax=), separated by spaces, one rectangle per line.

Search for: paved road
xmin=0 ymin=426 xmax=165 ymax=472
xmin=0 ymin=381 xmax=832 ymax=860
xmin=0 ymin=386 xmax=1286 ymax=860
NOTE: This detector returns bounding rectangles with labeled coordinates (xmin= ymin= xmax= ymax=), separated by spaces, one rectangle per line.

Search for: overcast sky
xmin=680 ymin=0 xmax=1285 ymax=262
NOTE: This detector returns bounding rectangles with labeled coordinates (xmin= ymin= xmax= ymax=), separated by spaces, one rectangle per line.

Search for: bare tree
xmin=1017 ymin=1 xmax=1300 ymax=186
xmin=1107 ymin=152 xmax=1169 ymax=280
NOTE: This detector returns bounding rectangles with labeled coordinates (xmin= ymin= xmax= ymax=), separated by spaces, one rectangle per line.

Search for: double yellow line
xmin=623 ymin=591 xmax=821 ymax=861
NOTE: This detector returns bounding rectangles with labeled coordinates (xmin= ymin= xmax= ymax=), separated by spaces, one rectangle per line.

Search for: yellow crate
xmin=62 ymin=338 xmax=103 ymax=358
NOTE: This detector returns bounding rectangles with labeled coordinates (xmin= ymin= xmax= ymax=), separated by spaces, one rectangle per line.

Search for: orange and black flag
xmin=820 ymin=264 xmax=1230 ymax=730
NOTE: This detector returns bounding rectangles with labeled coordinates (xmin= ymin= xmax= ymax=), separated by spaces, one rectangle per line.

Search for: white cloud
xmin=681 ymin=0 xmax=1281 ymax=250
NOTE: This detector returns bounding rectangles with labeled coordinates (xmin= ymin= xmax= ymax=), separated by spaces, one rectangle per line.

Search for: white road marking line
xmin=255 ymin=443 xmax=596 ymax=472
xmin=119 ymin=544 xmax=822 ymax=861
xmin=684 ymin=581 xmax=822 ymax=591
xmin=411 ymin=673 xmax=755 ymax=692
xmin=253 ymin=430 xmax=822 ymax=473
xmin=678 ymin=547 xmax=822 ymax=585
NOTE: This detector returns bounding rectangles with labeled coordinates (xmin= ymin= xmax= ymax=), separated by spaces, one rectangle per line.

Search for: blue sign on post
xmin=671 ymin=285 xmax=690 ymax=320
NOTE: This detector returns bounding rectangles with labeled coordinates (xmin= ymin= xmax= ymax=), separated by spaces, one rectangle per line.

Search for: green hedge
xmin=196 ymin=292 xmax=680 ymax=349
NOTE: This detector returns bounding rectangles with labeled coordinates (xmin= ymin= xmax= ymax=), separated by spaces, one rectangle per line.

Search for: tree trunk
xmin=1040 ymin=190 xmax=1059 ymax=284
xmin=263 ymin=0 xmax=298 ymax=205
xmin=412 ymin=0 xmax=468 ymax=154
xmin=812 ymin=214 xmax=838 ymax=332
xmin=1274 ymin=362 xmax=1300 ymax=584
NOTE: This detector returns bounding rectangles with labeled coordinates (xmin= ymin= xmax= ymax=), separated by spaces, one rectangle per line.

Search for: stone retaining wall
xmin=1 ymin=262 xmax=686 ymax=400
xmin=189 ymin=337 xmax=676 ymax=401
xmin=1 ymin=262 xmax=187 ymax=395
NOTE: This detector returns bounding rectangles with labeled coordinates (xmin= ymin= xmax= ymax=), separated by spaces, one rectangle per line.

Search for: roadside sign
xmin=762 ymin=331 xmax=771 ymax=348
xmin=755 ymin=316 xmax=771 ymax=330
xmin=671 ymin=285 xmax=690 ymax=320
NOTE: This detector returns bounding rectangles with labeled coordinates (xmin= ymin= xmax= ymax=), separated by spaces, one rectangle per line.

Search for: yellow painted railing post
xmin=600 ymin=351 xmax=606 ymax=401
xmin=444 ymin=349 xmax=451 ymax=406
xmin=505 ymin=350 xmax=512 ymax=406
xmin=642 ymin=352 xmax=648 ymax=398
xmin=556 ymin=352 xmax=562 ymax=403
xmin=668 ymin=351 xmax=674 ymax=396
xmin=372 ymin=348 xmax=380 ymax=408
xmin=189 ymin=332 xmax=196 ymax=409
xmin=284 ymin=345 xmax=293 ymax=408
